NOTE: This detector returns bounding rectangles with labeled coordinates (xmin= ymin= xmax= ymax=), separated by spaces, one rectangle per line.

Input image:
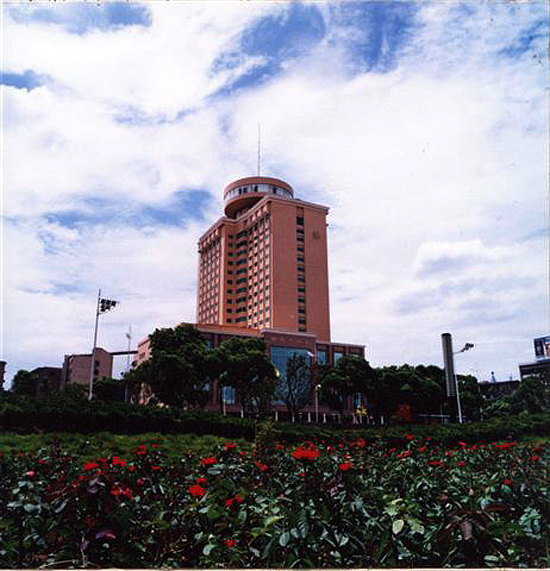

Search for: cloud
xmin=2 ymin=1 xmax=548 ymax=387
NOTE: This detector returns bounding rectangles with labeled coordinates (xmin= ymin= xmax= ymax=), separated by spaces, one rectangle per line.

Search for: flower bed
xmin=1 ymin=436 xmax=548 ymax=568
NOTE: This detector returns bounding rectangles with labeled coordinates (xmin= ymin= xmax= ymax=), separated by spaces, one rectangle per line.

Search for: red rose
xmin=189 ymin=484 xmax=205 ymax=497
xmin=201 ymin=457 xmax=217 ymax=465
xmin=339 ymin=462 xmax=353 ymax=471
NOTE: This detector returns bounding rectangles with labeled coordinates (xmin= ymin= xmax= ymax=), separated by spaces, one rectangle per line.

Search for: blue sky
xmin=2 ymin=1 xmax=548 ymax=384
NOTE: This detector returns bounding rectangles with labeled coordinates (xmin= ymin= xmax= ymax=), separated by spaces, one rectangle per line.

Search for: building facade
xmin=196 ymin=176 xmax=331 ymax=342
xmin=61 ymin=347 xmax=113 ymax=387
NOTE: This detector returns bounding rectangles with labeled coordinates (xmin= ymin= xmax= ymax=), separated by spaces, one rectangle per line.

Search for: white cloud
xmin=2 ymin=1 xmax=548 ymax=386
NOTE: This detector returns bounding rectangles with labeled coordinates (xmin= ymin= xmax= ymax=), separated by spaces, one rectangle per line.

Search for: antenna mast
xmin=257 ymin=123 xmax=261 ymax=176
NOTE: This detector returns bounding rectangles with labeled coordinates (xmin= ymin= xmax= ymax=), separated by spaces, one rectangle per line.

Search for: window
xmin=227 ymin=280 xmax=233 ymax=285
xmin=298 ymin=276 xmax=305 ymax=283
xmin=298 ymin=318 xmax=306 ymax=325
xmin=227 ymin=309 xmax=232 ymax=313
xmin=334 ymin=351 xmax=344 ymax=365
xmin=228 ymin=261 xmax=233 ymax=266
xmin=236 ymin=278 xmax=247 ymax=284
xmin=227 ymin=318 xmax=232 ymax=323
xmin=316 ymin=350 xmax=327 ymax=364
xmin=296 ymin=216 xmax=304 ymax=225
xmin=228 ymin=270 xmax=233 ymax=275
xmin=298 ymin=297 xmax=305 ymax=303
xmin=298 ymin=287 xmax=305 ymax=293
xmin=222 ymin=386 xmax=236 ymax=405
xmin=236 ymin=316 xmax=246 ymax=323
xmin=297 ymin=256 xmax=304 ymax=263
xmin=298 ymin=308 xmax=306 ymax=314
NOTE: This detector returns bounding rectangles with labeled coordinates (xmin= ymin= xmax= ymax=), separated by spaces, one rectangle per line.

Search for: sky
xmin=2 ymin=0 xmax=549 ymax=386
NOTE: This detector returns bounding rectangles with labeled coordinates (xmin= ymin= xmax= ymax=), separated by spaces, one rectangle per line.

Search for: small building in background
xmin=478 ymin=379 xmax=520 ymax=400
xmin=518 ymin=335 xmax=550 ymax=384
xmin=31 ymin=366 xmax=63 ymax=394
xmin=61 ymin=347 xmax=113 ymax=387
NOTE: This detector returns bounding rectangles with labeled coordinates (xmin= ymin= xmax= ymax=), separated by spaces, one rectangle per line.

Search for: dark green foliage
xmin=126 ymin=324 xmax=214 ymax=409
xmin=10 ymin=370 xmax=40 ymax=397
xmin=485 ymin=377 xmax=550 ymax=418
xmin=214 ymin=338 xmax=277 ymax=417
xmin=319 ymin=355 xmax=377 ymax=414
xmin=93 ymin=377 xmax=126 ymax=403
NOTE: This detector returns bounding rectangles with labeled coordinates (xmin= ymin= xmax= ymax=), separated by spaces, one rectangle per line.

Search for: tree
xmin=457 ymin=374 xmax=483 ymax=421
xmin=319 ymin=355 xmax=377 ymax=414
xmin=214 ymin=337 xmax=277 ymax=417
xmin=126 ymin=324 xmax=214 ymax=409
xmin=11 ymin=370 xmax=40 ymax=396
xmin=279 ymin=354 xmax=311 ymax=422
xmin=93 ymin=377 xmax=126 ymax=402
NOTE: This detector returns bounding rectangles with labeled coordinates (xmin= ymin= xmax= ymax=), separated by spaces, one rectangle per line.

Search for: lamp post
xmin=453 ymin=342 xmax=474 ymax=425
xmin=442 ymin=334 xmax=474 ymax=424
xmin=314 ymin=383 xmax=321 ymax=423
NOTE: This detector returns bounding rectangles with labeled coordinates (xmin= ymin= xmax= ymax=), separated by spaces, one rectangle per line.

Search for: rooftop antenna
xmin=257 ymin=123 xmax=261 ymax=176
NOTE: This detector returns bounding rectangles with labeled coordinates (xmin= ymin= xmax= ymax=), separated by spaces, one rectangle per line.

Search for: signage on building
xmin=534 ymin=336 xmax=550 ymax=360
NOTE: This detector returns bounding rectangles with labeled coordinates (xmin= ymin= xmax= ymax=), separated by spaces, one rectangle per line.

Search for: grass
xmin=0 ymin=432 xmax=243 ymax=461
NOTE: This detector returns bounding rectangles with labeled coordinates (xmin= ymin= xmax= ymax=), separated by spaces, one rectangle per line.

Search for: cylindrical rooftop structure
xmin=223 ymin=176 xmax=294 ymax=218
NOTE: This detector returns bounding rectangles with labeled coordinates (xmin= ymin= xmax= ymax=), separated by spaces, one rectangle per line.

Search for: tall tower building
xmin=196 ymin=176 xmax=331 ymax=342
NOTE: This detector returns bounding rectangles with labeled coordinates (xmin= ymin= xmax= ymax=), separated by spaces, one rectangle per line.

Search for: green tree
xmin=93 ymin=377 xmax=126 ymax=402
xmin=279 ymin=354 xmax=311 ymax=421
xmin=319 ymin=355 xmax=377 ymax=415
xmin=125 ymin=324 xmax=214 ymax=409
xmin=457 ymin=374 xmax=483 ymax=421
xmin=214 ymin=337 xmax=277 ymax=417
xmin=11 ymin=370 xmax=39 ymax=396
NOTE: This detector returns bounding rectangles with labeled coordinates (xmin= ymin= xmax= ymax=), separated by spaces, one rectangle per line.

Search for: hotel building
xmin=136 ymin=175 xmax=364 ymax=417
xmin=196 ymin=176 xmax=330 ymax=341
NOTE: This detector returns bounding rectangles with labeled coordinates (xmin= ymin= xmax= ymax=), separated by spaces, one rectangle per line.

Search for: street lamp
xmin=314 ymin=383 xmax=321 ymax=423
xmin=442 ymin=334 xmax=474 ymax=424
xmin=453 ymin=342 xmax=474 ymax=424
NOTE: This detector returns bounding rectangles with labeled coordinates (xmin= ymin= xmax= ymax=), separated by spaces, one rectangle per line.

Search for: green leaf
xmin=279 ymin=531 xmax=290 ymax=547
xmin=392 ymin=519 xmax=405 ymax=535
xmin=202 ymin=543 xmax=215 ymax=556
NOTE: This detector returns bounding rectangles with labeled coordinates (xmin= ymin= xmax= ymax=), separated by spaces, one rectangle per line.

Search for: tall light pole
xmin=441 ymin=333 xmax=474 ymax=424
xmin=454 ymin=342 xmax=474 ymax=424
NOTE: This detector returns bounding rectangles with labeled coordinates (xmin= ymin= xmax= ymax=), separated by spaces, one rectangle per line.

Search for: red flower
xmin=225 ymin=498 xmax=234 ymax=507
xmin=418 ymin=446 xmax=427 ymax=453
xmin=151 ymin=466 xmax=161 ymax=470
xmin=25 ymin=470 xmax=35 ymax=477
xmin=151 ymin=444 xmax=162 ymax=448
xmin=224 ymin=443 xmax=237 ymax=451
xmin=255 ymin=461 xmax=268 ymax=471
xmin=189 ymin=484 xmax=205 ymax=497
xmin=404 ymin=433 xmax=415 ymax=440
xmin=429 ymin=460 xmax=444 ymax=467
xmin=137 ymin=478 xmax=145 ymax=486
xmin=503 ymin=479 xmax=512 ymax=485
xmin=201 ymin=457 xmax=217 ymax=465
xmin=234 ymin=494 xmax=243 ymax=503
xmin=530 ymin=456 xmax=540 ymax=461
xmin=83 ymin=462 xmax=99 ymax=471
xmin=357 ymin=438 xmax=366 ymax=448
xmin=456 ymin=461 xmax=466 ymax=467
xmin=129 ymin=465 xmax=135 ymax=472
xmin=398 ymin=451 xmax=411 ymax=458
xmin=494 ymin=442 xmax=516 ymax=450
xmin=225 ymin=539 xmax=236 ymax=547
xmin=458 ymin=441 xmax=467 ymax=447
xmin=339 ymin=462 xmax=353 ymax=471
xmin=275 ymin=444 xmax=284 ymax=450
xmin=196 ymin=477 xmax=207 ymax=484
xmin=112 ymin=457 xmax=126 ymax=467
xmin=292 ymin=445 xmax=320 ymax=461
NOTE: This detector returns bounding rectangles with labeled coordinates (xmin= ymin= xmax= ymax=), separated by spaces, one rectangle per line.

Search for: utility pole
xmin=88 ymin=289 xmax=101 ymax=401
